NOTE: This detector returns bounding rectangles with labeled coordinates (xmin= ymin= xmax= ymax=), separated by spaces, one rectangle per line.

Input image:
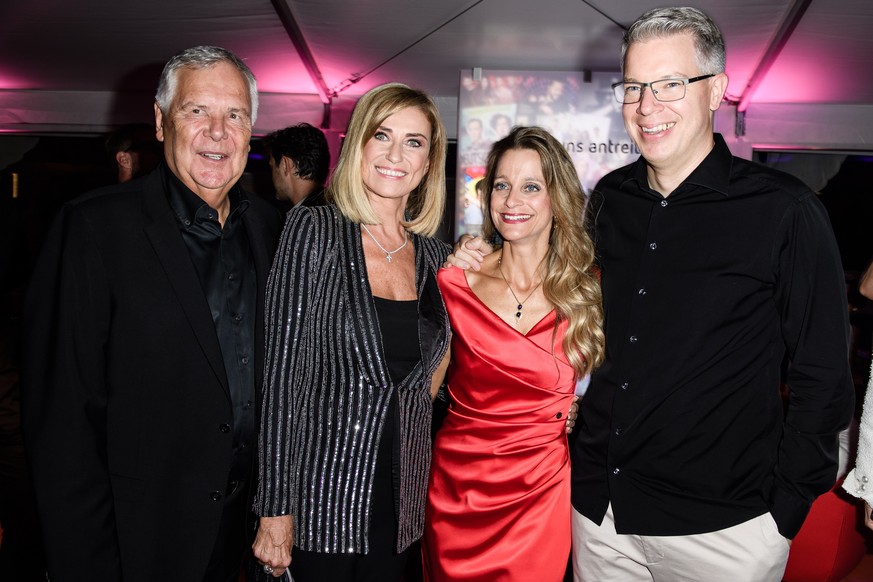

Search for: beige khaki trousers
xmin=571 ymin=504 xmax=790 ymax=582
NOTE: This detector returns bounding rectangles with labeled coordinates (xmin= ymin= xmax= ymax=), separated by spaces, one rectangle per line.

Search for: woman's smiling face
xmin=360 ymin=106 xmax=432 ymax=204
xmin=490 ymin=148 xmax=553 ymax=246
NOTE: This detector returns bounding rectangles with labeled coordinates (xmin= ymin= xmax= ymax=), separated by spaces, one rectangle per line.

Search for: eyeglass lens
xmin=614 ymin=79 xmax=688 ymax=104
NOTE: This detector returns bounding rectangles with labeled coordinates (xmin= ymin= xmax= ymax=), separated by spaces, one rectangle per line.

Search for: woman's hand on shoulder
xmin=442 ymin=235 xmax=493 ymax=271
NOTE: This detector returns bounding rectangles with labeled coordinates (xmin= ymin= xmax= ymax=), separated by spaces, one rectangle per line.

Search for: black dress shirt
xmin=571 ymin=134 xmax=854 ymax=539
xmin=165 ymin=167 xmax=257 ymax=483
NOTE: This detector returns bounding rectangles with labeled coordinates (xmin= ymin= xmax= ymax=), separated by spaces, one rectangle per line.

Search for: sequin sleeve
xmin=255 ymin=205 xmax=322 ymax=517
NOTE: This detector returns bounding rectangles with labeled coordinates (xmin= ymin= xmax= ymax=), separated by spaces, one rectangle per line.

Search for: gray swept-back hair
xmin=155 ymin=45 xmax=259 ymax=123
xmin=621 ymin=7 xmax=726 ymax=76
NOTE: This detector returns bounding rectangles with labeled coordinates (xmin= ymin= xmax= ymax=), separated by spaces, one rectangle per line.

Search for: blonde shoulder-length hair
xmin=328 ymin=83 xmax=447 ymax=237
xmin=481 ymin=126 xmax=605 ymax=378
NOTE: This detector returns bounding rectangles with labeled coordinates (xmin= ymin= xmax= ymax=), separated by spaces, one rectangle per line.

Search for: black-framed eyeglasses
xmin=611 ymin=74 xmax=715 ymax=104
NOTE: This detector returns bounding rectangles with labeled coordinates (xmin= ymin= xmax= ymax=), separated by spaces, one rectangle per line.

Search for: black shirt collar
xmin=623 ymin=133 xmax=734 ymax=198
xmin=161 ymin=162 xmax=250 ymax=230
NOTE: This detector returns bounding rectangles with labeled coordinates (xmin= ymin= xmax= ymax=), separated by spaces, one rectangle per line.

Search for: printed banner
xmin=455 ymin=69 xmax=639 ymax=238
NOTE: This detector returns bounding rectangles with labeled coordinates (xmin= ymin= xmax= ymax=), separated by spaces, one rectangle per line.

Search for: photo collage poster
xmin=455 ymin=69 xmax=640 ymax=238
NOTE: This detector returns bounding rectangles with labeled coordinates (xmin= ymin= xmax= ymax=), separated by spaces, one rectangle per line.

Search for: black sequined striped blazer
xmin=255 ymin=204 xmax=450 ymax=554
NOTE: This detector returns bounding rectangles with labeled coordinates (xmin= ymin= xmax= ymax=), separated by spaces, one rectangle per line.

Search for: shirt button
xmin=629 ymin=336 xmax=638 ymax=343
xmin=233 ymin=313 xmax=243 ymax=322
xmin=612 ymin=467 xmax=620 ymax=475
xmin=227 ymin=273 xmax=236 ymax=281
xmin=210 ymin=491 xmax=223 ymax=501
xmin=241 ymin=356 xmax=249 ymax=365
xmin=621 ymin=382 xmax=629 ymax=390
xmin=660 ymin=200 xmax=668 ymax=207
xmin=615 ymin=427 xmax=623 ymax=435
xmin=649 ymin=242 xmax=657 ymax=250
xmin=556 ymin=412 xmax=563 ymax=419
xmin=219 ymin=423 xmax=231 ymax=433
xmin=638 ymin=288 xmax=646 ymax=295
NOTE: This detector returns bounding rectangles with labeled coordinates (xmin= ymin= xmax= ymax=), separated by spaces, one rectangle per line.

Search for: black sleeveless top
xmin=372 ymin=296 xmax=421 ymax=533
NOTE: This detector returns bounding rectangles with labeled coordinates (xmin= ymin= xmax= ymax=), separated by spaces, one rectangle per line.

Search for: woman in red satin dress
xmin=423 ymin=126 xmax=605 ymax=581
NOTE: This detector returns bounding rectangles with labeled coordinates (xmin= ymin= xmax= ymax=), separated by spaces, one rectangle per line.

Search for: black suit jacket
xmin=21 ymin=165 xmax=282 ymax=581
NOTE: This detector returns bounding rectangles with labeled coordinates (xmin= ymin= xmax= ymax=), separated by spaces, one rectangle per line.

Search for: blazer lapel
xmin=242 ymin=204 xmax=278 ymax=390
xmin=414 ymin=237 xmax=445 ymax=377
xmin=141 ymin=172 xmax=230 ymax=397
xmin=343 ymin=214 xmax=390 ymax=389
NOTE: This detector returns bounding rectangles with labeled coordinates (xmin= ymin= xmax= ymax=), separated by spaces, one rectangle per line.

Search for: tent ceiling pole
xmin=270 ymin=0 xmax=332 ymax=126
xmin=736 ymin=0 xmax=812 ymax=112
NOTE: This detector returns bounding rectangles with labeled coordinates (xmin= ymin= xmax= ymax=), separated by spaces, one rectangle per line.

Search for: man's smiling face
xmin=155 ymin=61 xmax=252 ymax=200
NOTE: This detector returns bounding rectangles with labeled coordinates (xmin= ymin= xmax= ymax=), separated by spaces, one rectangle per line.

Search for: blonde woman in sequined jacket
xmin=252 ymin=83 xmax=451 ymax=581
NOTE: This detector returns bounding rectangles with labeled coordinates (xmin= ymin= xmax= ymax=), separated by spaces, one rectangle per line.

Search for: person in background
xmin=252 ymin=82 xmax=451 ymax=581
xmin=423 ymin=126 xmax=604 ymax=581
xmin=104 ymin=122 xmax=162 ymax=183
xmin=450 ymin=6 xmax=853 ymax=581
xmin=263 ymin=122 xmax=330 ymax=208
xmin=22 ymin=46 xmax=283 ymax=581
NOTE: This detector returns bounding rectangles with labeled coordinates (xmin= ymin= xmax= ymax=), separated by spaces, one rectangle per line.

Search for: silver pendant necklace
xmin=361 ymin=224 xmax=408 ymax=263
xmin=497 ymin=252 xmax=543 ymax=322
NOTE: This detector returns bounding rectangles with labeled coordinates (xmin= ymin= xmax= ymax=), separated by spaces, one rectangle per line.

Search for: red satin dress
xmin=423 ymin=266 xmax=575 ymax=582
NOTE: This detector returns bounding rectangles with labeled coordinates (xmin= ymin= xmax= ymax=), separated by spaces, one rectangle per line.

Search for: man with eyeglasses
xmin=569 ymin=6 xmax=853 ymax=581
xmin=445 ymin=6 xmax=852 ymax=580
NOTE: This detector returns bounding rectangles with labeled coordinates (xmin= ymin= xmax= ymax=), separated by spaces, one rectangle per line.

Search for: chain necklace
xmin=497 ymin=252 xmax=543 ymax=322
xmin=361 ymin=224 xmax=408 ymax=263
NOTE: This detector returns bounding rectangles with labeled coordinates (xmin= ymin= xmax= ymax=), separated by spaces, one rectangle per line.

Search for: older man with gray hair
xmin=22 ymin=46 xmax=283 ymax=581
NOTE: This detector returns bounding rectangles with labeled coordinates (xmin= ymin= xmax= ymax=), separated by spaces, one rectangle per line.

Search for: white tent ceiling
xmin=1 ymin=0 xmax=872 ymax=150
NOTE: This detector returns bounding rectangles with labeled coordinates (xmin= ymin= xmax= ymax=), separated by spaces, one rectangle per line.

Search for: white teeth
xmin=641 ymin=123 xmax=675 ymax=134
xmin=202 ymin=153 xmax=224 ymax=160
xmin=502 ymin=214 xmax=531 ymax=222
xmin=377 ymin=167 xmax=406 ymax=177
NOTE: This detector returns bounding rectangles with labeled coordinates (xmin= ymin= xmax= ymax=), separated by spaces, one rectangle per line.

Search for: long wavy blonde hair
xmin=481 ymin=126 xmax=604 ymax=378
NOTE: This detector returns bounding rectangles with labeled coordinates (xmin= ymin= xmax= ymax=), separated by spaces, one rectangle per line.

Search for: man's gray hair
xmin=155 ymin=45 xmax=259 ymax=124
xmin=621 ymin=6 xmax=726 ymax=76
